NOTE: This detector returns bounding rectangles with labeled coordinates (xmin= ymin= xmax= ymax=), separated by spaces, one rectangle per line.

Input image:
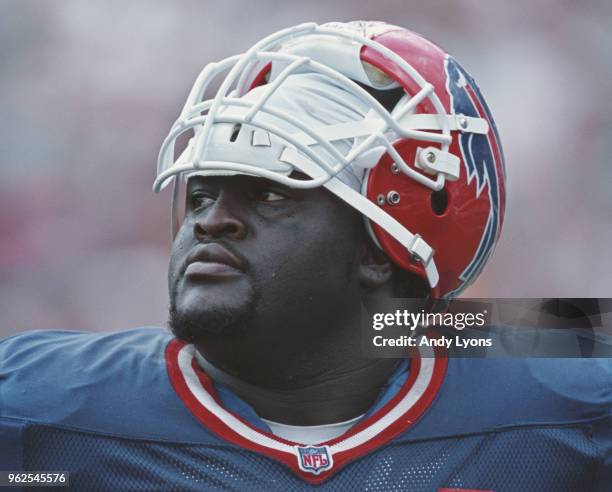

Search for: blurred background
xmin=1 ymin=0 xmax=611 ymax=338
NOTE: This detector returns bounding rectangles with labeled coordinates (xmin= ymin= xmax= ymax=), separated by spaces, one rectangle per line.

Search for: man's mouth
xmin=184 ymin=243 xmax=245 ymax=278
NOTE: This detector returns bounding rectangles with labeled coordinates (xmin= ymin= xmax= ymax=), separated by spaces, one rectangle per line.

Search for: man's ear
xmin=358 ymin=240 xmax=393 ymax=289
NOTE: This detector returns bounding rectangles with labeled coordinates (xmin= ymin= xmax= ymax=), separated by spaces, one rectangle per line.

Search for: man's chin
xmin=168 ymin=303 xmax=254 ymax=343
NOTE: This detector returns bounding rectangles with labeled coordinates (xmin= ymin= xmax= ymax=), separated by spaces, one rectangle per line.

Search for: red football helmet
xmin=154 ymin=21 xmax=506 ymax=299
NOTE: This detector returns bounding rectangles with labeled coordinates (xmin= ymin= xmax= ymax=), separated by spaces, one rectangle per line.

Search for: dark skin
xmin=168 ymin=174 xmax=402 ymax=425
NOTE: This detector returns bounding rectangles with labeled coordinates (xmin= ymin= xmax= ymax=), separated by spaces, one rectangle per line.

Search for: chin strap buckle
xmin=408 ymin=234 xmax=439 ymax=288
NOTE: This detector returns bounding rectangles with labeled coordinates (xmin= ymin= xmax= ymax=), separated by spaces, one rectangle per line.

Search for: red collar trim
xmin=166 ymin=339 xmax=447 ymax=484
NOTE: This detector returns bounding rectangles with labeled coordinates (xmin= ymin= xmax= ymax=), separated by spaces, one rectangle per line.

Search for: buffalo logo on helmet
xmin=444 ymin=55 xmax=505 ymax=297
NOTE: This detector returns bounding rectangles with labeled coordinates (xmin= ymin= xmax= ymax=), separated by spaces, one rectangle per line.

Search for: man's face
xmin=168 ymin=174 xmax=367 ymax=344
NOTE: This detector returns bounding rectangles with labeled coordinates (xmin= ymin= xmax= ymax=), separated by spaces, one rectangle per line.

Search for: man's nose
xmin=193 ymin=194 xmax=247 ymax=240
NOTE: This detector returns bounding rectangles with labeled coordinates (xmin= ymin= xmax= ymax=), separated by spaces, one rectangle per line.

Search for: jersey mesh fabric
xmin=23 ymin=423 xmax=600 ymax=491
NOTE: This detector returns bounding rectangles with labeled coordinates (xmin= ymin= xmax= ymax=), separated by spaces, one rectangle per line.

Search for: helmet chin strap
xmin=326 ymin=176 xmax=439 ymax=289
xmin=278 ymin=148 xmax=439 ymax=289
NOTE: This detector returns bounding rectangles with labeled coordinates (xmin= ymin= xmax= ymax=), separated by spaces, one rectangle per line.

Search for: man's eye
xmin=189 ymin=192 xmax=215 ymax=210
xmin=257 ymin=190 xmax=287 ymax=202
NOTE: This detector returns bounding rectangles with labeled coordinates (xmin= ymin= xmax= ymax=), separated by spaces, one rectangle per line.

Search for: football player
xmin=1 ymin=21 xmax=610 ymax=490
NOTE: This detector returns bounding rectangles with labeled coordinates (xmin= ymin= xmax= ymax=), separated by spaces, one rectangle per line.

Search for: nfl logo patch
xmin=295 ymin=445 xmax=334 ymax=475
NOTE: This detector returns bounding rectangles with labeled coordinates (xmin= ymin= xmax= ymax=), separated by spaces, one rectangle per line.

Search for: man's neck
xmin=194 ymin=347 xmax=399 ymax=426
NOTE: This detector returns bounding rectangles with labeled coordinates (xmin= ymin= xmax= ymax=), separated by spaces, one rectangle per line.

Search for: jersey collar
xmin=166 ymin=339 xmax=447 ymax=484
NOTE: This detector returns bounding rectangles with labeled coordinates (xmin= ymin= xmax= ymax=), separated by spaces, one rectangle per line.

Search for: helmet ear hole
xmin=430 ymin=188 xmax=448 ymax=216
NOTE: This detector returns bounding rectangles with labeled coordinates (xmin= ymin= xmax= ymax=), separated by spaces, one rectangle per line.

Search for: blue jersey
xmin=1 ymin=328 xmax=610 ymax=491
